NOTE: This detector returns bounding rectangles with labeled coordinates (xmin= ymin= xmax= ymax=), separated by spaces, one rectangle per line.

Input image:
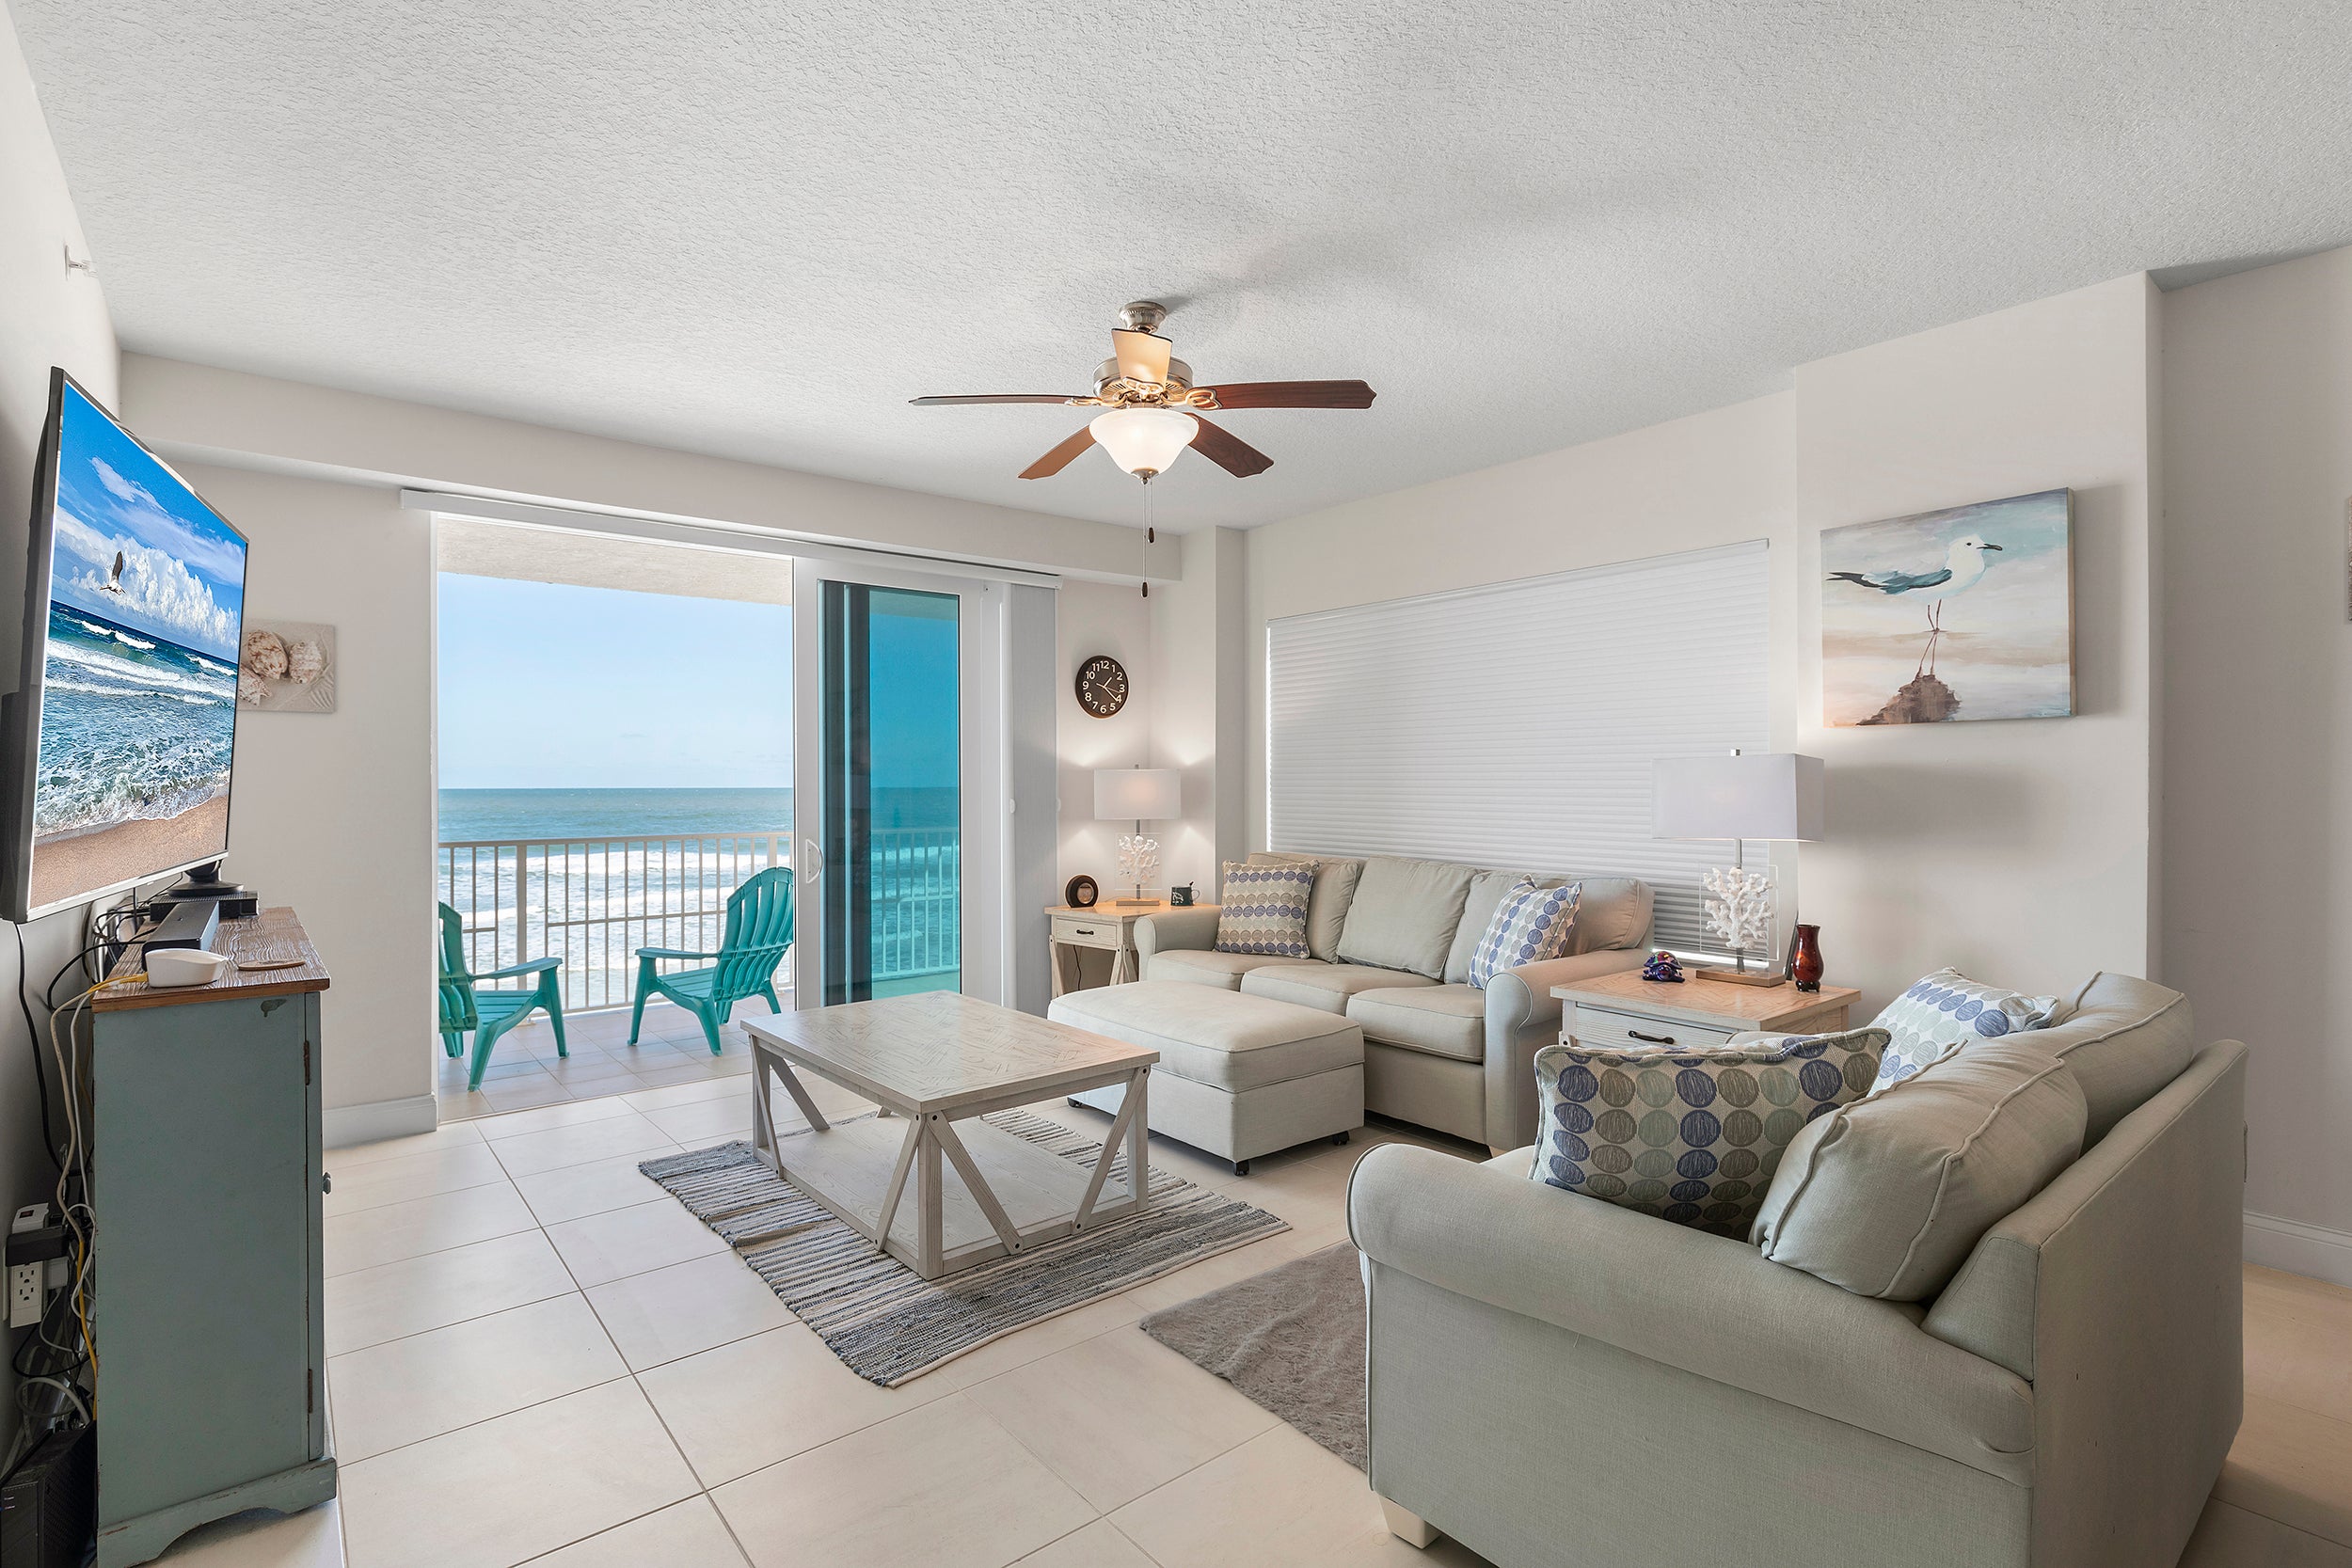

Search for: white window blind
xmin=1266 ymin=541 xmax=1770 ymax=953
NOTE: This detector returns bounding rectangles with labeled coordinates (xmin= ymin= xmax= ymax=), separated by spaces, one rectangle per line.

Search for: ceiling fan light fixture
xmin=1089 ymin=406 xmax=1196 ymax=482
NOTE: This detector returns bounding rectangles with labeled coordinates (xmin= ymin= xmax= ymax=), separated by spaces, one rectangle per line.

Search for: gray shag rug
xmin=1141 ymin=1241 xmax=1368 ymax=1469
xmin=639 ymin=1109 xmax=1287 ymax=1386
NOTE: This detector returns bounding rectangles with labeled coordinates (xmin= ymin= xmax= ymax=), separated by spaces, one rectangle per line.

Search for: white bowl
xmin=144 ymin=949 xmax=235 ymax=988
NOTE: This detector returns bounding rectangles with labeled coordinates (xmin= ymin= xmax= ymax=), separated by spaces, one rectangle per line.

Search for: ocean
xmin=36 ymin=601 xmax=237 ymax=841
xmin=436 ymin=786 xmax=961 ymax=842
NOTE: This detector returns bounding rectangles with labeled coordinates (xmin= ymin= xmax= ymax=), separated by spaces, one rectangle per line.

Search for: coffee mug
xmin=1169 ymin=884 xmax=1195 ymax=907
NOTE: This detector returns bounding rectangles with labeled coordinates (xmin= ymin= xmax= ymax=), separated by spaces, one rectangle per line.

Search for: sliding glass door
xmin=791 ymin=558 xmax=1002 ymax=1007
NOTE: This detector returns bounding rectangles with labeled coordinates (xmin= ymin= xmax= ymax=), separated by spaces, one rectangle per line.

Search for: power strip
xmin=8 ymin=1205 xmax=69 ymax=1330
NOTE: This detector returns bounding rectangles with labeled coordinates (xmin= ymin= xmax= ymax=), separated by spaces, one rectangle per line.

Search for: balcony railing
xmin=437 ymin=828 xmax=960 ymax=1012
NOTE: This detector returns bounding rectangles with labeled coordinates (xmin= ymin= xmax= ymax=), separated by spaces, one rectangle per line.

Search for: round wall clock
xmin=1075 ymin=655 xmax=1128 ymax=718
xmin=1065 ymin=874 xmax=1100 ymax=909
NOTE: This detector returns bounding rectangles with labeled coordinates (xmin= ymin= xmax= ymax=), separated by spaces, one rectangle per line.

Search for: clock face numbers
xmin=1076 ymin=655 xmax=1128 ymax=718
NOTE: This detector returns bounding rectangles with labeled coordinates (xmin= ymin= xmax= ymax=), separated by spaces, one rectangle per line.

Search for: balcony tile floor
xmin=160 ymin=1090 xmax=2352 ymax=1568
xmin=436 ymin=998 xmax=771 ymax=1122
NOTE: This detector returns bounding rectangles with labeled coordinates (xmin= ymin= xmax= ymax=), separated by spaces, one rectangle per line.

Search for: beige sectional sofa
xmin=1136 ymin=853 xmax=1653 ymax=1150
xmin=1350 ymin=974 xmax=2245 ymax=1568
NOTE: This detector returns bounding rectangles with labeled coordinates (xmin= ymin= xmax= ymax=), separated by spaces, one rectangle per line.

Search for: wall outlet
xmin=8 ymin=1261 xmax=40 ymax=1328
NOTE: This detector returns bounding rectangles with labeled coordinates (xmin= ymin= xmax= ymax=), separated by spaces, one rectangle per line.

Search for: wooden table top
xmin=95 ymin=907 xmax=330 ymax=1012
xmin=1551 ymin=965 xmax=1860 ymax=1029
xmin=742 ymin=991 xmax=1157 ymax=1115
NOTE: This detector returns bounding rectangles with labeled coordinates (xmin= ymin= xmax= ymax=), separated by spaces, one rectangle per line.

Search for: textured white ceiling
xmin=14 ymin=2 xmax=2352 ymax=531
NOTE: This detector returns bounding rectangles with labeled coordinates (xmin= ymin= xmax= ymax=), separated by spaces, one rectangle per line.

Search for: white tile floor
xmin=183 ymin=1074 xmax=1492 ymax=1568
xmin=155 ymin=1082 xmax=2352 ymax=1568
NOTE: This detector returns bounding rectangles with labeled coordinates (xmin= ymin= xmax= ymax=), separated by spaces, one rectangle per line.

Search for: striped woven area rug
xmin=639 ymin=1110 xmax=1288 ymax=1386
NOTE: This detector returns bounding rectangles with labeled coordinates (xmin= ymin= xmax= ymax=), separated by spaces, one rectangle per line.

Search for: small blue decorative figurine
xmin=1640 ymin=950 xmax=1685 ymax=984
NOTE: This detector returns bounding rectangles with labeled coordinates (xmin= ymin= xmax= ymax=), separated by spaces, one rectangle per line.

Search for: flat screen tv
xmin=2 ymin=369 xmax=247 ymax=922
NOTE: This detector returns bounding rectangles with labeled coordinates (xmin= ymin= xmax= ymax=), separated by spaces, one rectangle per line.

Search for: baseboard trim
xmin=2245 ymin=1210 xmax=2352 ymax=1289
xmin=324 ymin=1094 xmax=437 ymax=1149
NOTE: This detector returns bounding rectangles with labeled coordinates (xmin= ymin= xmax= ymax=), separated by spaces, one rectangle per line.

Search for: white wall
xmin=123 ymin=356 xmax=1179 ymax=586
xmin=176 ymin=465 xmax=437 ymax=1136
xmin=1243 ymin=275 xmax=2159 ymax=1019
xmin=2162 ymin=245 xmax=2352 ymax=1283
xmin=1057 ymin=578 xmax=1153 ymax=892
xmin=1791 ymin=275 xmax=2162 ymax=1001
xmin=1149 ymin=527 xmax=1247 ymax=894
xmin=0 ymin=8 xmax=118 ymax=1443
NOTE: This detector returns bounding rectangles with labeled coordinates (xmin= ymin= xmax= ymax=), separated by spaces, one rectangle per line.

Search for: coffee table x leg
xmin=750 ymin=1045 xmax=1154 ymax=1278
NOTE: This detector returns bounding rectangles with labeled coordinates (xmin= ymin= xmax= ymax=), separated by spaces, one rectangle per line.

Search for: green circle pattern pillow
xmin=1532 ymin=1027 xmax=1891 ymax=1236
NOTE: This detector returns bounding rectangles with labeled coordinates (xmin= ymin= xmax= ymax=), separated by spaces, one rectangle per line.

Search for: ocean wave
xmin=192 ymin=655 xmax=232 ymax=676
xmin=33 ymin=771 xmax=229 ymax=837
xmin=110 ymin=629 xmax=155 ymax=651
xmin=46 ymin=640 xmax=233 ymax=701
xmin=69 ymin=617 xmax=110 ymax=639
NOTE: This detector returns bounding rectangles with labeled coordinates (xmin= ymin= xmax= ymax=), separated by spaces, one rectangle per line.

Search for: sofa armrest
xmin=1349 ymin=1144 xmax=2035 ymax=1481
xmin=1481 ymin=948 xmax=1646 ymax=1149
xmin=1135 ymin=906 xmax=1220 ymax=967
xmin=1920 ymin=1038 xmax=2245 ymax=1561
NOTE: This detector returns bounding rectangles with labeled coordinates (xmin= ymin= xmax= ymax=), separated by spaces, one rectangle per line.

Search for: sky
xmin=437 ymin=576 xmax=793 ymax=789
xmin=50 ymin=379 xmax=246 ymax=659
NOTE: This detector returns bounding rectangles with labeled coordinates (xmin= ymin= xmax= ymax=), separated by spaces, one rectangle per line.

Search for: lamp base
xmin=1110 ymin=897 xmax=1159 ymax=908
xmin=1689 ymin=964 xmax=1788 ymax=988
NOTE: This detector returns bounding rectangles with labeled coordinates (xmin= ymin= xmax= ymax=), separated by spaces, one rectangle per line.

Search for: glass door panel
xmin=818 ymin=581 xmax=961 ymax=1004
xmin=793 ymin=557 xmax=999 ymax=1010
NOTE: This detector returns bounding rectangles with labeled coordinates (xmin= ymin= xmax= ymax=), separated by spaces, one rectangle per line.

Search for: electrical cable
xmin=13 ymin=925 xmax=62 ymax=1173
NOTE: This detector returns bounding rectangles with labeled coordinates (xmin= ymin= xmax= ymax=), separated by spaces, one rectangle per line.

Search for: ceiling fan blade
xmin=1111 ymin=328 xmax=1173 ymax=386
xmin=1198 ymin=379 xmax=1376 ymax=409
xmin=1185 ymin=414 xmax=1273 ymax=478
xmin=909 ymin=394 xmax=1082 ymax=405
xmin=1019 ymin=425 xmax=1098 ymax=479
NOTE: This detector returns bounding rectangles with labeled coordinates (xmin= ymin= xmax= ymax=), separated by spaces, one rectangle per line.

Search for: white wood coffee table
xmin=741 ymin=991 xmax=1158 ymax=1280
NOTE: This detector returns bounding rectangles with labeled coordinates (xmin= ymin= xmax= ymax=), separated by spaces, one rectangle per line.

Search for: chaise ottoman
xmin=1046 ymin=980 xmax=1364 ymax=1175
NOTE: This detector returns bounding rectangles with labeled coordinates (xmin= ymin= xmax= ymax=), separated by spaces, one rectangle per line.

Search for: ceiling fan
xmin=909 ymin=301 xmax=1376 ymax=483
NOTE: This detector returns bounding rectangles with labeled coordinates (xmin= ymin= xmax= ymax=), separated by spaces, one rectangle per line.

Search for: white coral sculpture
xmin=1117 ymin=833 xmax=1161 ymax=891
xmin=1700 ymin=864 xmax=1776 ymax=956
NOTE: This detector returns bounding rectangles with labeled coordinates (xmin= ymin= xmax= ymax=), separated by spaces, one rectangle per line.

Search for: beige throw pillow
xmin=1751 ymin=1037 xmax=2088 ymax=1301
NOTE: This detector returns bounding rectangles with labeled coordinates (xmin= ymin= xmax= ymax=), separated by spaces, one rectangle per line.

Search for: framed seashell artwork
xmin=239 ymin=619 xmax=337 ymax=713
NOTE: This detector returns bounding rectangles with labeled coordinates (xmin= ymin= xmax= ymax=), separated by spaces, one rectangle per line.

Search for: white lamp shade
xmin=1094 ymin=768 xmax=1182 ymax=822
xmin=1652 ymin=752 xmax=1825 ymax=842
xmin=1089 ymin=407 xmax=1197 ymax=477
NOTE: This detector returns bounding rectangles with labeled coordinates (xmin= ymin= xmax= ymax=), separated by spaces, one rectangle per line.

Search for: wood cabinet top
xmin=95 ymin=907 xmax=330 ymax=1012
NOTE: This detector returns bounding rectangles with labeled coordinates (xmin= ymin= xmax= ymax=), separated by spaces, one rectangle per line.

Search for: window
xmin=1266 ymin=541 xmax=1769 ymax=952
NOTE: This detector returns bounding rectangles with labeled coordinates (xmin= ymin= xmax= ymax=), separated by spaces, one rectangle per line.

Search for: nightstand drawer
xmin=1052 ymin=913 xmax=1122 ymax=951
xmin=1565 ymin=1006 xmax=1740 ymax=1053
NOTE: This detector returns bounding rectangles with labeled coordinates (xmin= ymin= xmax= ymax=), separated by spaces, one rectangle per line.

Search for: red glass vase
xmin=1790 ymin=924 xmax=1824 ymax=992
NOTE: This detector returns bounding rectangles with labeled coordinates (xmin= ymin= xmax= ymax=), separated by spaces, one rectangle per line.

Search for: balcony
xmin=437 ymin=826 xmax=960 ymax=1014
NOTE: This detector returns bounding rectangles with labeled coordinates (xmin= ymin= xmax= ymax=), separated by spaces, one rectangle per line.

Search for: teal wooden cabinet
xmin=90 ymin=909 xmax=336 ymax=1567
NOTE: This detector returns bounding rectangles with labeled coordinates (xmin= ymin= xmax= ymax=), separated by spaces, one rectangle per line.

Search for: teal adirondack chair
xmin=437 ymin=902 xmax=566 ymax=1090
xmin=629 ymin=866 xmax=794 ymax=1053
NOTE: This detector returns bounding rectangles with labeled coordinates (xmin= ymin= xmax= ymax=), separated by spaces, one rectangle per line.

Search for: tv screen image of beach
xmin=24 ymin=381 xmax=246 ymax=915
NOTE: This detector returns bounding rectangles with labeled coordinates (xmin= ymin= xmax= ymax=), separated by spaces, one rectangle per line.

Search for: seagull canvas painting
xmin=1820 ymin=489 xmax=2074 ymax=726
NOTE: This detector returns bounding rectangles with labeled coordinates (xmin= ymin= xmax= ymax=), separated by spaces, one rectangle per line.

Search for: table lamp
xmin=1094 ymin=767 xmax=1182 ymax=907
xmin=1652 ymin=750 xmax=1825 ymax=985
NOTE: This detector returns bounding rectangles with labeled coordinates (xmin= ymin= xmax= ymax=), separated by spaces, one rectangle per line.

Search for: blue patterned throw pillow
xmin=1467 ymin=879 xmax=1581 ymax=990
xmin=1532 ymin=1028 xmax=1891 ymax=1236
xmin=1215 ymin=860 xmax=1314 ymax=958
xmin=1871 ymin=968 xmax=2057 ymax=1089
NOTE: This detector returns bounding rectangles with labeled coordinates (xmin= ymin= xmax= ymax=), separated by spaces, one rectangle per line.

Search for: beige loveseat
xmin=1136 ymin=854 xmax=1652 ymax=1150
xmin=1351 ymin=974 xmax=2245 ymax=1568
